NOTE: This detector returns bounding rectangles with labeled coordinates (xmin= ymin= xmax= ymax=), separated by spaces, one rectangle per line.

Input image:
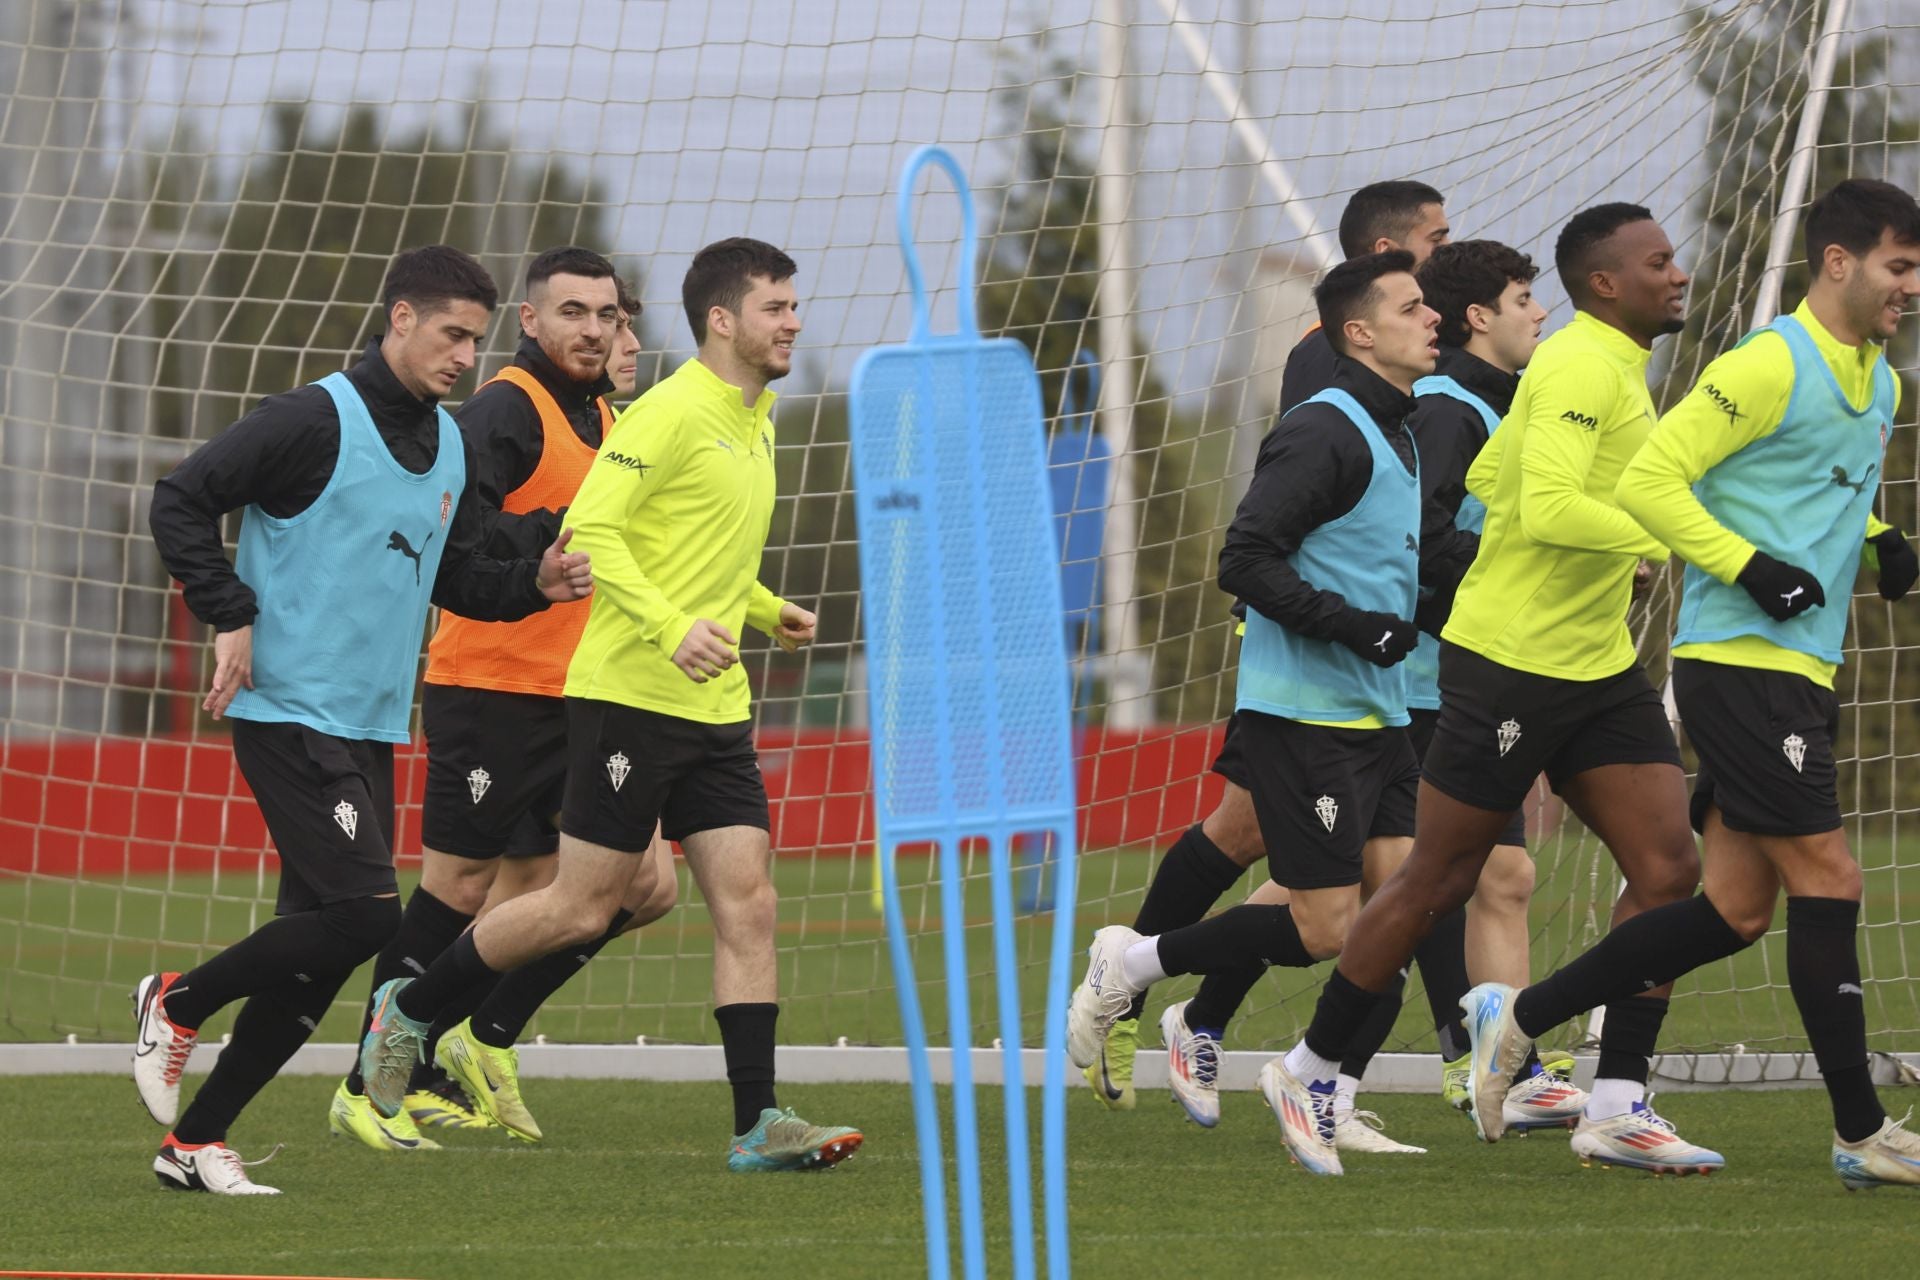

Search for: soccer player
xmin=1088 ymin=179 xmax=1459 ymax=1117
xmin=1466 ymin=179 xmax=1920 ymax=1185
xmin=358 ymin=237 xmax=862 ymax=1172
xmin=326 ymin=250 xmax=675 ymax=1149
xmin=1067 ymin=251 xmax=1435 ymax=1168
xmin=1263 ymin=203 xmax=1705 ymax=1178
xmin=1405 ymin=240 xmax=1587 ymax=1128
xmin=1279 ymin=180 xmax=1452 ymax=415
xmin=418 ymin=274 xmax=681 ymax=1140
xmin=134 ymin=245 xmax=593 ymax=1194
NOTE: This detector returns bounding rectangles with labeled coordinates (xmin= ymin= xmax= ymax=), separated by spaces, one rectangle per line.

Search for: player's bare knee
xmin=1475 ymin=846 xmax=1534 ymax=917
xmin=624 ymin=864 xmax=678 ymax=927
xmin=419 ymin=849 xmax=496 ymax=916
xmin=713 ymin=878 xmax=778 ymax=941
xmin=1202 ymin=787 xmax=1265 ymax=867
xmin=1632 ymin=848 xmax=1702 ymax=904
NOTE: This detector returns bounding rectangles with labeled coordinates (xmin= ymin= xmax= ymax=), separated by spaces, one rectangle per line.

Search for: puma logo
xmin=1781 ymin=586 xmax=1804 ymax=607
xmin=1404 ymin=533 xmax=1418 ymax=553
xmin=1831 ymin=464 xmax=1876 ymax=495
xmin=1374 ymin=630 xmax=1393 ymax=651
xmin=387 ymin=529 xmax=434 ymax=584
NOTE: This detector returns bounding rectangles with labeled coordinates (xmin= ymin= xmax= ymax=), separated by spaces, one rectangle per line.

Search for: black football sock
xmin=1183 ymin=963 xmax=1265 ymax=1036
xmin=1786 ymin=896 xmax=1884 ymax=1142
xmin=345 ymin=888 xmax=473 ymax=1094
xmin=715 ymin=1002 xmax=780 ymax=1135
xmin=1594 ymin=995 xmax=1668 ymax=1086
xmin=172 ymin=972 xmax=349 ymax=1146
xmin=164 ymin=895 xmax=400 ymax=1030
xmin=1155 ymin=903 xmax=1315 ymax=977
xmin=1411 ymin=908 xmax=1471 ymax=1059
xmin=395 ymin=930 xmax=498 ymax=1024
xmin=1303 ymin=967 xmax=1394 ymax=1063
xmin=1339 ymin=969 xmax=1408 ymax=1079
xmin=415 ymin=969 xmax=504 ymax=1088
xmin=1126 ymin=825 xmax=1248 ymax=1018
xmin=471 ymin=909 xmax=635 ymax=1049
xmin=1512 ymin=895 xmax=1749 ymax=1039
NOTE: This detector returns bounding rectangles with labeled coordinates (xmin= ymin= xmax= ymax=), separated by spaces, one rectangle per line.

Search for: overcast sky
xmin=102 ymin=0 xmax=1920 ymax=399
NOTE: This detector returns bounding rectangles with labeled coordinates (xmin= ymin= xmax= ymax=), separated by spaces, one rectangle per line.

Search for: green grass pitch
xmin=2 ymin=1075 xmax=1916 ymax=1278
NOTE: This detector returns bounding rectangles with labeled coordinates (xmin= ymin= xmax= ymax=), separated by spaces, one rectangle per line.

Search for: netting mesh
xmin=4 ymin=0 xmax=1919 ymax=1070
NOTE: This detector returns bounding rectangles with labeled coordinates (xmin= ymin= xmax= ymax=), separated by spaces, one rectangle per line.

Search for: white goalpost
xmin=4 ymin=0 xmax=1920 ymax=1094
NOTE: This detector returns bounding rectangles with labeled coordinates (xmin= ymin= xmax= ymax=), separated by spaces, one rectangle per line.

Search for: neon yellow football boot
xmin=436 ymin=1018 xmax=542 ymax=1142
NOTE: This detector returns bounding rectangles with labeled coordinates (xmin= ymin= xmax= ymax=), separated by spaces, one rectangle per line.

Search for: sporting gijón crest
xmin=333 ymin=799 xmax=358 ymax=840
xmin=467 ymin=767 xmax=491 ymax=804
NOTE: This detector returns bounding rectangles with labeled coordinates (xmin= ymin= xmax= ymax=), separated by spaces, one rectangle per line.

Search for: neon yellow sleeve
xmin=564 ymin=404 xmax=698 ymax=659
xmin=1514 ymin=357 xmax=1666 ymax=557
xmin=745 ymin=581 xmax=789 ymax=634
xmin=1615 ymin=338 xmax=1791 ymax=583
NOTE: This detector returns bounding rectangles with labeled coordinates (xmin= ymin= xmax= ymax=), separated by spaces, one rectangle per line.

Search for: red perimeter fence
xmin=0 ymin=726 xmax=1226 ymax=876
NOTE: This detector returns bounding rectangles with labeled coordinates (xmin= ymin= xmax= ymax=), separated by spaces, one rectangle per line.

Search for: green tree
xmin=978 ymin=58 xmax=1238 ymax=722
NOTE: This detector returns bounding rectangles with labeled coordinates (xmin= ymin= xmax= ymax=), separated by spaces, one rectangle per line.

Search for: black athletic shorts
xmin=1210 ymin=711 xmax=1253 ymax=790
xmin=1236 ymin=709 xmax=1420 ymax=890
xmin=421 ymin=685 xmax=568 ymax=860
xmin=559 ymin=698 xmax=770 ymax=853
xmin=230 ymin=718 xmax=398 ymax=913
xmin=1422 ymin=642 xmax=1682 ymax=814
xmin=1406 ymin=708 xmax=1528 ymax=848
xmin=1673 ymin=657 xmax=1842 ymax=837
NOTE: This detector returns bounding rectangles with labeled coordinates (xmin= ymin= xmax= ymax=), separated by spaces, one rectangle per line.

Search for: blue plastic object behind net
xmin=848 ymin=145 xmax=1078 ymax=1280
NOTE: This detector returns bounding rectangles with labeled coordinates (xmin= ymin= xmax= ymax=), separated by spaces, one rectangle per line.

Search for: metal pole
xmin=1095 ymin=0 xmax=1151 ymax=728
xmin=1750 ymin=0 xmax=1853 ymax=327
xmin=1152 ymin=0 xmax=1341 ymax=274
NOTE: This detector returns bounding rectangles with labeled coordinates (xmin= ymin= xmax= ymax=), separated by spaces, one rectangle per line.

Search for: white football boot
xmin=1066 ymin=926 xmax=1144 ymax=1069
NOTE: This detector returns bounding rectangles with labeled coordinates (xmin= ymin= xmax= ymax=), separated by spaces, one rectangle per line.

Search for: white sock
xmin=1585 ymin=1077 xmax=1646 ymax=1121
xmin=1334 ymin=1073 xmax=1362 ymax=1120
xmin=1282 ymin=1041 xmax=1339 ymax=1087
xmin=1121 ymin=938 xmax=1166 ymax=988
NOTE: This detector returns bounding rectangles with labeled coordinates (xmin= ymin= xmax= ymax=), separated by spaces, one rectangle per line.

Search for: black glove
xmin=1736 ymin=549 xmax=1825 ymax=621
xmin=1332 ymin=609 xmax=1419 ymax=668
xmin=1871 ymin=527 xmax=1919 ymax=601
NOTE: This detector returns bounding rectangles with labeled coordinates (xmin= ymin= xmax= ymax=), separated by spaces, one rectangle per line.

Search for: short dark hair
xmin=1316 ymin=249 xmax=1418 ymax=357
xmin=1418 ymin=240 xmax=1539 ymax=348
xmin=381 ymin=245 xmax=498 ymax=318
xmin=525 ymin=246 xmax=616 ymax=296
xmin=1805 ymin=179 xmax=1920 ymax=268
xmin=614 ymin=275 xmax=641 ymax=319
xmin=682 ymin=237 xmax=798 ymax=343
xmin=1555 ymin=202 xmax=1654 ymax=305
xmin=1338 ymin=180 xmax=1446 ymax=259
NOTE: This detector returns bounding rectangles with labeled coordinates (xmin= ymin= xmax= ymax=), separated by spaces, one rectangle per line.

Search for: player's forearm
xmin=1515 ymin=478 xmax=1664 ymax=558
xmin=432 ymin=479 xmax=549 ymax=621
xmin=148 ymin=476 xmax=257 ymax=629
xmin=1218 ymin=546 xmax=1354 ymax=641
xmin=745 ymin=581 xmax=789 ymax=634
xmin=1615 ymin=434 xmax=1752 ymax=583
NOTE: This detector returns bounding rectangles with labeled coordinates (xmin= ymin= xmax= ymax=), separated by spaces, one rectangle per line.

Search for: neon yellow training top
xmin=1614 ymin=300 xmax=1898 ymax=689
xmin=563 ymin=357 xmax=789 ymax=724
xmin=1442 ymin=311 xmax=1669 ymax=680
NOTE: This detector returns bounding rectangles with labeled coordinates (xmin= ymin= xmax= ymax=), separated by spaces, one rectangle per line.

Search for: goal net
xmin=4 ymin=0 xmax=1917 ymax=1082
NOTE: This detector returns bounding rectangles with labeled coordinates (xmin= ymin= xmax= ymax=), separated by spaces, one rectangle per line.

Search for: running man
xmin=1404 ymin=240 xmax=1586 ymax=1129
xmin=358 ymin=238 xmax=862 ymax=1171
xmin=418 ymin=273 xmax=681 ymax=1141
xmin=1068 ymin=251 xmax=1434 ymax=1164
xmin=1264 ymin=203 xmax=1705 ymax=1177
xmin=135 ymin=245 xmax=592 ymax=1193
xmin=1466 ymin=178 xmax=1920 ymax=1185
xmin=328 ymin=249 xmax=675 ymax=1149
xmin=1090 ymin=180 xmax=1462 ymax=1115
